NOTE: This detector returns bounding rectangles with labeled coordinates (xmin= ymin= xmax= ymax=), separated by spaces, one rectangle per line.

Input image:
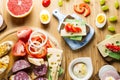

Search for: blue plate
xmin=53 ymin=9 xmax=95 ymax=50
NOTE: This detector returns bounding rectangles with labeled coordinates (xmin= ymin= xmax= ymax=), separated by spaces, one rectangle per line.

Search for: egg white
xmin=95 ymin=13 xmax=107 ymax=28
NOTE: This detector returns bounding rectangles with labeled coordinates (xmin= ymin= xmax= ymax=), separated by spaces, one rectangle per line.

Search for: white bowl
xmin=98 ymin=65 xmax=117 ymax=79
xmin=40 ymin=10 xmax=51 ymax=24
xmin=68 ymin=57 xmax=93 ymax=80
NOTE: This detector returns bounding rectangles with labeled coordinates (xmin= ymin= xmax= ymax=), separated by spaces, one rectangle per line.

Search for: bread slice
xmin=97 ymin=34 xmax=120 ymax=62
xmin=0 ymin=55 xmax=9 ymax=74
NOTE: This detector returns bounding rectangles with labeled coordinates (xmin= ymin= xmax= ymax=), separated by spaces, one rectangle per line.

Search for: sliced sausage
xmin=33 ymin=64 xmax=47 ymax=77
xmin=35 ymin=77 xmax=47 ymax=80
xmin=14 ymin=71 xmax=30 ymax=80
xmin=12 ymin=60 xmax=30 ymax=73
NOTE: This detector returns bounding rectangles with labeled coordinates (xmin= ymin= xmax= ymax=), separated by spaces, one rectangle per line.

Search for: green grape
xmin=101 ymin=5 xmax=109 ymax=11
xmin=84 ymin=0 xmax=90 ymax=3
xmin=109 ymin=16 xmax=117 ymax=22
xmin=58 ymin=0 xmax=63 ymax=7
xmin=114 ymin=0 xmax=119 ymax=9
xmin=100 ymin=0 xmax=105 ymax=6
xmin=108 ymin=26 xmax=115 ymax=32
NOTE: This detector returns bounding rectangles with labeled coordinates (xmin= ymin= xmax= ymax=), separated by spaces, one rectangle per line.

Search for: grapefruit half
xmin=6 ymin=0 xmax=33 ymax=18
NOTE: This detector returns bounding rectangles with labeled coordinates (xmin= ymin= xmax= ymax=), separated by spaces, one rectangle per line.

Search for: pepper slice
xmin=74 ymin=5 xmax=85 ymax=14
xmin=79 ymin=3 xmax=90 ymax=17
xmin=74 ymin=3 xmax=91 ymax=17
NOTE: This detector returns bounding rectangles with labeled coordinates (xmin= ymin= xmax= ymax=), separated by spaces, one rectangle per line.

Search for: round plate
xmin=0 ymin=27 xmax=65 ymax=80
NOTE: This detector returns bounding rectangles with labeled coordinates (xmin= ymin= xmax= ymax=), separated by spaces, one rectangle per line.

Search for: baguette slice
xmin=0 ymin=55 xmax=9 ymax=74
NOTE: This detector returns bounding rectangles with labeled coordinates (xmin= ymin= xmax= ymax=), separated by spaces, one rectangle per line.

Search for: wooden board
xmin=0 ymin=27 xmax=65 ymax=80
xmin=1 ymin=0 xmax=120 ymax=80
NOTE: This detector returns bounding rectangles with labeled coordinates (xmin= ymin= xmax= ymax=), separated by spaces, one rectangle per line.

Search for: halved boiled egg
xmin=95 ymin=13 xmax=107 ymax=28
xmin=40 ymin=10 xmax=51 ymax=24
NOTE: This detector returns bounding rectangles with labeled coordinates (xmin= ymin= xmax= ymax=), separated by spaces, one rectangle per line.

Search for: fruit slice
xmin=6 ymin=0 xmax=33 ymax=18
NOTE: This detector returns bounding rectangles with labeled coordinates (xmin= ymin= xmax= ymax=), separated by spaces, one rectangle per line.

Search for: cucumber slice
xmin=69 ymin=36 xmax=82 ymax=41
xmin=108 ymin=52 xmax=120 ymax=60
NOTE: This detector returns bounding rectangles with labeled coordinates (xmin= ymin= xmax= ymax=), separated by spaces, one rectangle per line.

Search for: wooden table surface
xmin=1 ymin=0 xmax=120 ymax=80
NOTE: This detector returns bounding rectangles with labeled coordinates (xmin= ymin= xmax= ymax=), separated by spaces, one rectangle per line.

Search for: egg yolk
xmin=40 ymin=14 xmax=49 ymax=22
xmin=97 ymin=15 xmax=105 ymax=23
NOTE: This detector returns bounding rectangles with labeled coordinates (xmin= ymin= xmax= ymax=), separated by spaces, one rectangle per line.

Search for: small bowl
xmin=98 ymin=65 xmax=118 ymax=80
xmin=40 ymin=10 xmax=51 ymax=24
xmin=68 ymin=57 xmax=93 ymax=80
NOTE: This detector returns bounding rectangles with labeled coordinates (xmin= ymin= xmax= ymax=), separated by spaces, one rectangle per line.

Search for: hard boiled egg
xmin=95 ymin=13 xmax=107 ymax=28
xmin=40 ymin=10 xmax=50 ymax=24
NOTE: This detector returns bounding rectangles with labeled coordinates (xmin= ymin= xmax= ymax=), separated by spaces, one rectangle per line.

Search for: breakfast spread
xmin=1 ymin=0 xmax=120 ymax=79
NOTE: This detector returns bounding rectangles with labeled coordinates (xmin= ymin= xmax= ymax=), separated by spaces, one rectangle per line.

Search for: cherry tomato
xmin=65 ymin=23 xmax=82 ymax=33
xmin=17 ymin=28 xmax=32 ymax=42
xmin=13 ymin=40 xmax=26 ymax=56
xmin=42 ymin=0 xmax=51 ymax=7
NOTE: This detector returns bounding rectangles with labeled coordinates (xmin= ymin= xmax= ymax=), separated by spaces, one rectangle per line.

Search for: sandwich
xmin=97 ymin=34 xmax=120 ymax=62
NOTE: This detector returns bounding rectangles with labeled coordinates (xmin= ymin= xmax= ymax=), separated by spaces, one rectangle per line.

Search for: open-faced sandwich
xmin=97 ymin=34 xmax=120 ymax=62
xmin=60 ymin=15 xmax=90 ymax=41
xmin=53 ymin=10 xmax=94 ymax=50
xmin=0 ymin=28 xmax=64 ymax=80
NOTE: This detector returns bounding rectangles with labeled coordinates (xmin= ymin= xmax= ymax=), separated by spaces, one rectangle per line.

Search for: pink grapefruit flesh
xmin=7 ymin=0 xmax=33 ymax=18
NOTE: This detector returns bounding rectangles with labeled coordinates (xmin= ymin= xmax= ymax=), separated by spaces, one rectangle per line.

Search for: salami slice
xmin=33 ymin=64 xmax=47 ymax=76
xmin=14 ymin=71 xmax=29 ymax=80
xmin=12 ymin=60 xmax=30 ymax=73
xmin=35 ymin=77 xmax=47 ymax=80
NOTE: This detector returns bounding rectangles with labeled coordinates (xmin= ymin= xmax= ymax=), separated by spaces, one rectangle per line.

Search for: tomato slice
xmin=65 ymin=23 xmax=72 ymax=32
xmin=65 ymin=23 xmax=82 ymax=33
xmin=74 ymin=5 xmax=85 ymax=14
xmin=26 ymin=40 xmax=52 ymax=58
xmin=17 ymin=28 xmax=32 ymax=42
xmin=42 ymin=0 xmax=51 ymax=7
xmin=13 ymin=40 xmax=26 ymax=56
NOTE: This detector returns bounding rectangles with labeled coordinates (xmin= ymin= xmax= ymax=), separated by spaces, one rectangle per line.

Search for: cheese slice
xmin=47 ymin=48 xmax=63 ymax=80
xmin=0 ymin=55 xmax=9 ymax=74
xmin=47 ymin=48 xmax=63 ymax=67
